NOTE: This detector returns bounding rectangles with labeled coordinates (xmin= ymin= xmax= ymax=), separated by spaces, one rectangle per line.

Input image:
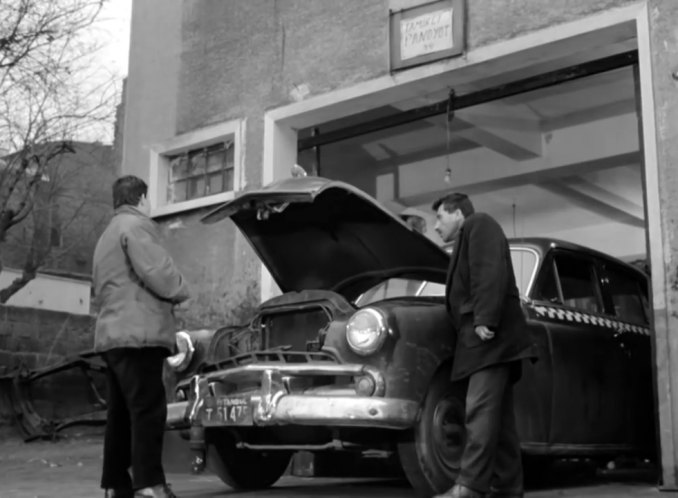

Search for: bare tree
xmin=0 ymin=0 xmax=118 ymax=302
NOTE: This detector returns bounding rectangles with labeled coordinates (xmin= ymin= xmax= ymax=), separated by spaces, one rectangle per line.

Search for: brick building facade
xmin=121 ymin=0 xmax=678 ymax=488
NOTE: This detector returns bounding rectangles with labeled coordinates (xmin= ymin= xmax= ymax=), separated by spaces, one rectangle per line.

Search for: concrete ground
xmin=0 ymin=431 xmax=676 ymax=498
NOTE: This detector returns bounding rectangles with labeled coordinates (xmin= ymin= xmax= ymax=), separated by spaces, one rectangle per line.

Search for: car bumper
xmin=165 ymin=363 xmax=420 ymax=430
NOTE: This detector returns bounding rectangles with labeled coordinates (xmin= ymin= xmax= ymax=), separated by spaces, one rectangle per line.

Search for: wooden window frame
xmin=149 ymin=119 xmax=245 ymax=218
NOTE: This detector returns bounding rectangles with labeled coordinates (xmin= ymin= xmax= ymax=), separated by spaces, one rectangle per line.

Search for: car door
xmin=598 ymin=260 xmax=655 ymax=453
xmin=531 ymin=249 xmax=631 ymax=446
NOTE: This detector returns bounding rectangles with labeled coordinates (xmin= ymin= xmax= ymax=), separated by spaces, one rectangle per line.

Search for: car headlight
xmin=166 ymin=331 xmax=195 ymax=372
xmin=346 ymin=308 xmax=389 ymax=356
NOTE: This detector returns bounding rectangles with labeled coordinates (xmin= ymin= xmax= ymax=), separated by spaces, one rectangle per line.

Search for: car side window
xmin=554 ymin=253 xmax=603 ymax=314
xmin=533 ymin=258 xmax=560 ymax=303
xmin=603 ymin=263 xmax=648 ymax=324
xmin=533 ymin=252 xmax=603 ymax=314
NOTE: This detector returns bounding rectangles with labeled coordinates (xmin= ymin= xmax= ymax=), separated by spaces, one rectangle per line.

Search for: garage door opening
xmin=297 ymin=52 xmax=646 ymax=266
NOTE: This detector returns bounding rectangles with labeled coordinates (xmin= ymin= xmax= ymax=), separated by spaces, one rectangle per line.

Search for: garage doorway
xmin=297 ymin=52 xmax=646 ymax=267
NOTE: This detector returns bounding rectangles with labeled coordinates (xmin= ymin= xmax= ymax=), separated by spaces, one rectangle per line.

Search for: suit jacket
xmin=93 ymin=205 xmax=191 ymax=353
xmin=446 ymin=212 xmax=538 ymax=381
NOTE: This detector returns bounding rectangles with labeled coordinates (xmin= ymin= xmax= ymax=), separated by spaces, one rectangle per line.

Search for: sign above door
xmin=390 ymin=0 xmax=465 ymax=71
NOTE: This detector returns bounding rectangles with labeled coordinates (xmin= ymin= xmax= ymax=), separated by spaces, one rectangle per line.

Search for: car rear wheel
xmin=206 ymin=429 xmax=292 ymax=490
xmin=397 ymin=364 xmax=466 ymax=497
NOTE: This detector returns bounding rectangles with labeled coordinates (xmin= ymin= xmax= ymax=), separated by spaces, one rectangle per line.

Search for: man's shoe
xmin=134 ymin=484 xmax=177 ymax=498
xmin=433 ymin=484 xmax=486 ymax=498
xmin=104 ymin=490 xmax=134 ymax=498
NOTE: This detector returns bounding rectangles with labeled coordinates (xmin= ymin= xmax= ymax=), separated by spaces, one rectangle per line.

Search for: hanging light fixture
xmin=444 ymin=88 xmax=455 ymax=184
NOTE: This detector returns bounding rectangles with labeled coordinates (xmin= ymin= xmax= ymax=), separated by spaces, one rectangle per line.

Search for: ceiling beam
xmin=453 ymin=101 xmax=542 ymax=160
xmin=543 ymin=97 xmax=636 ymax=131
xmin=556 ymin=176 xmax=643 ymax=219
xmin=538 ymin=180 xmax=644 ymax=228
xmin=395 ymin=101 xmax=543 ymax=161
xmin=396 ymin=151 xmax=640 ymax=206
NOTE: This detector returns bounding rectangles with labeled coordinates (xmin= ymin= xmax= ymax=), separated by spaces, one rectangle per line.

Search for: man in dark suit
xmin=431 ymin=193 xmax=538 ymax=498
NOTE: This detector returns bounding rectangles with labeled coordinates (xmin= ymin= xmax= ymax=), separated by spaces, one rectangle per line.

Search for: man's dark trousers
xmin=101 ymin=347 xmax=168 ymax=491
xmin=456 ymin=363 xmax=523 ymax=495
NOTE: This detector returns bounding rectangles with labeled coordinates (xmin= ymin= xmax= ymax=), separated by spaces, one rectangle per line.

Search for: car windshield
xmin=354 ymin=247 xmax=539 ymax=307
xmin=354 ymin=278 xmax=445 ymax=306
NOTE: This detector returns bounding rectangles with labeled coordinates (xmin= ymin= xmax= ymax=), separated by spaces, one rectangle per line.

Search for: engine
xmin=207 ymin=289 xmax=356 ymax=362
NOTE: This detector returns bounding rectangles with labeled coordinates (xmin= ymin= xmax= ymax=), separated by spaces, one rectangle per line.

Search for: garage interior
xmin=297 ymin=48 xmax=646 ymax=266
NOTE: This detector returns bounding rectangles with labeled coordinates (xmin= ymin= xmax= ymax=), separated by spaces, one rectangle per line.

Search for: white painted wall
xmin=0 ymin=269 xmax=91 ymax=315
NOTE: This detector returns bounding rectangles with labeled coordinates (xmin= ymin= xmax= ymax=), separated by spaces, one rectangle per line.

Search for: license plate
xmin=202 ymin=396 xmax=253 ymax=425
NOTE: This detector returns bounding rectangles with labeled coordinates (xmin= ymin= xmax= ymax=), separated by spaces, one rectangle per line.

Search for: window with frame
xmin=603 ymin=263 xmax=649 ymax=325
xmin=167 ymin=141 xmax=234 ymax=204
xmin=510 ymin=248 xmax=538 ymax=297
xmin=534 ymin=258 xmax=560 ymax=303
xmin=534 ymin=252 xmax=603 ymax=314
xmin=555 ymin=253 xmax=603 ymax=313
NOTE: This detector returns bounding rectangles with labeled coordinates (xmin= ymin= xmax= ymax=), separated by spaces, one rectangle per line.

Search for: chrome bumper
xmin=251 ymin=394 xmax=418 ymax=428
xmin=166 ymin=401 xmax=190 ymax=428
xmin=165 ymin=363 xmax=420 ymax=430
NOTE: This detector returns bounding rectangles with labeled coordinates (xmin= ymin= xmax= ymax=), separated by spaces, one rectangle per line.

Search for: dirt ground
xmin=1 ymin=429 xmax=677 ymax=498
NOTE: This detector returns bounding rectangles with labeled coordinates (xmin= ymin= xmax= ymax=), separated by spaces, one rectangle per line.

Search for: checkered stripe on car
xmin=531 ymin=305 xmax=650 ymax=336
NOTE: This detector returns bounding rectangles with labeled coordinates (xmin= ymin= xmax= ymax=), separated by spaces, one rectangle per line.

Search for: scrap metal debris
xmin=0 ymin=351 xmax=107 ymax=441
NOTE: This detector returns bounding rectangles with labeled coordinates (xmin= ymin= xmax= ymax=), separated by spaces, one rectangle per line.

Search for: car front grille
xmin=205 ymin=349 xmax=338 ymax=372
xmin=207 ymin=305 xmax=333 ymax=364
xmin=262 ymin=306 xmax=331 ymax=351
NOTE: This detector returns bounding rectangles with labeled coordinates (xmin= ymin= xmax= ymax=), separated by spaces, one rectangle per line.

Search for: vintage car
xmin=165 ymin=176 xmax=655 ymax=497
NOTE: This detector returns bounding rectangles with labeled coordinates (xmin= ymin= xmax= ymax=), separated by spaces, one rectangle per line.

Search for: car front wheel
xmin=397 ymin=364 xmax=466 ymax=497
xmin=206 ymin=429 xmax=292 ymax=490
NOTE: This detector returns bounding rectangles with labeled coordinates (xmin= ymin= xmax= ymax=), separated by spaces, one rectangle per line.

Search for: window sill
xmin=151 ymin=190 xmax=235 ymax=218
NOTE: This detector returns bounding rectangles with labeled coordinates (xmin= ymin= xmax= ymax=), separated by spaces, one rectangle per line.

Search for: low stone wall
xmin=0 ymin=304 xmax=97 ymax=428
xmin=0 ymin=304 xmax=94 ymax=370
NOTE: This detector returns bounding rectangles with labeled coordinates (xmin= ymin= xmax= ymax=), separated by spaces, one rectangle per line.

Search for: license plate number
xmin=203 ymin=396 xmax=252 ymax=425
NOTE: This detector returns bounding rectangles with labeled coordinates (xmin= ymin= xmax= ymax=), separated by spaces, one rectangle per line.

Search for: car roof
xmin=509 ymin=237 xmax=647 ymax=278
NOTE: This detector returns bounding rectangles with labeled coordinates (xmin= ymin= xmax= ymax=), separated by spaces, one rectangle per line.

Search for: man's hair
xmin=113 ymin=175 xmax=148 ymax=209
xmin=432 ymin=192 xmax=475 ymax=216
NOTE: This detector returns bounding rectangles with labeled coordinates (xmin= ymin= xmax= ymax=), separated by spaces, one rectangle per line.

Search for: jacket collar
xmin=114 ymin=204 xmax=149 ymax=219
xmin=445 ymin=226 xmax=465 ymax=289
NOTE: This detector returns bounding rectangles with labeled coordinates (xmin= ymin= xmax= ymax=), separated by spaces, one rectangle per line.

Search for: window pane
xmin=208 ymin=172 xmax=224 ymax=194
xmin=172 ymin=180 xmax=187 ymax=202
xmin=510 ymin=248 xmax=538 ymax=296
xmin=225 ymin=141 xmax=234 ymax=168
xmin=224 ymin=167 xmax=234 ymax=191
xmin=206 ymin=144 xmax=226 ymax=172
xmin=419 ymin=282 xmax=445 ymax=297
xmin=170 ymin=155 xmax=189 ymax=180
xmin=187 ymin=177 xmax=205 ymax=200
xmin=554 ymin=254 xmax=601 ymax=313
xmin=605 ymin=264 xmax=647 ymax=324
xmin=355 ymin=278 xmax=427 ymax=306
xmin=534 ymin=260 xmax=560 ymax=303
xmin=189 ymin=150 xmax=206 ymax=176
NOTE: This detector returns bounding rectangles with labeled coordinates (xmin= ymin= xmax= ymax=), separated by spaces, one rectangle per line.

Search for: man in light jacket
xmin=93 ymin=175 xmax=190 ymax=498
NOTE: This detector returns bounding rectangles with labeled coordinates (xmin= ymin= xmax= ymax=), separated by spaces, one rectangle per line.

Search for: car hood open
xmin=201 ymin=176 xmax=449 ymax=294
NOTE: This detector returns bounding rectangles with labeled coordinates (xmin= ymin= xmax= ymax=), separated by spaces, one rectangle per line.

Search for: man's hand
xmin=474 ymin=325 xmax=495 ymax=342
